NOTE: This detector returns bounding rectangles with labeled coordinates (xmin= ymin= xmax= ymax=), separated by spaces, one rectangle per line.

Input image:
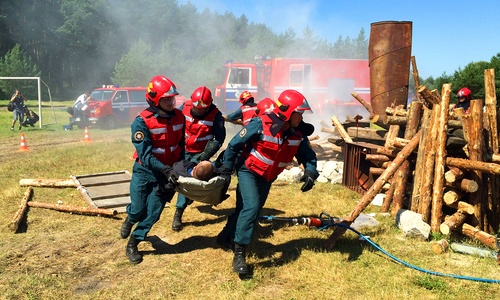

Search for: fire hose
xmin=259 ymin=212 xmax=500 ymax=283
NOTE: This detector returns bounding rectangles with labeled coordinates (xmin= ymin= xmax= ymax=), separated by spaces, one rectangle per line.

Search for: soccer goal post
xmin=0 ymin=76 xmax=57 ymax=128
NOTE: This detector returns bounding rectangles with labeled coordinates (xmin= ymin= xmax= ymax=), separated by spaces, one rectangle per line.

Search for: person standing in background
xmin=9 ymin=89 xmax=25 ymax=130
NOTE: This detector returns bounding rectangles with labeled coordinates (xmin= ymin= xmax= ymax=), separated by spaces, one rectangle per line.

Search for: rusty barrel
xmin=369 ymin=21 xmax=412 ymax=116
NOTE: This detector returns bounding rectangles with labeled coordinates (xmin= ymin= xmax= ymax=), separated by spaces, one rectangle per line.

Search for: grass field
xmin=0 ymin=100 xmax=499 ymax=299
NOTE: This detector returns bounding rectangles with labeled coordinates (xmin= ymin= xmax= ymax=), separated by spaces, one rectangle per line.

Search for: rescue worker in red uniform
xmin=216 ymin=89 xmax=319 ymax=276
xmin=224 ymin=90 xmax=257 ymax=126
xmin=172 ymin=86 xmax=226 ymax=231
xmin=120 ymin=75 xmax=185 ymax=264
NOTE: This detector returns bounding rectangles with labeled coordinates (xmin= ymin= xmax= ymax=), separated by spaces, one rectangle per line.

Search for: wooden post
xmin=461 ymin=223 xmax=498 ymax=250
xmin=390 ymin=160 xmax=410 ymax=216
xmin=446 ymin=157 xmax=500 ymax=175
xmin=464 ymin=99 xmax=486 ymax=229
xmin=410 ymin=106 xmax=431 ymax=212
xmin=27 ymin=201 xmax=117 ymax=217
xmin=440 ymin=211 xmax=467 ymax=235
xmin=484 ymin=68 xmax=498 ymax=154
xmin=19 ymin=178 xmax=76 ymax=188
xmin=351 ymin=91 xmax=373 ymax=117
xmin=9 ymin=187 xmax=33 ymax=232
xmin=324 ymin=130 xmax=422 ymax=250
xmin=418 ymin=102 xmax=441 ymax=222
xmin=331 ymin=116 xmax=353 ymax=143
xmin=430 ymin=83 xmax=451 ymax=232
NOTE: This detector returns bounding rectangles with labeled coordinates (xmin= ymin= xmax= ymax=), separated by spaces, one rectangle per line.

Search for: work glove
xmin=297 ymin=121 xmax=315 ymax=136
xmin=300 ymin=170 xmax=315 ymax=192
xmin=161 ymin=166 xmax=179 ymax=187
xmin=197 ymin=151 xmax=210 ymax=162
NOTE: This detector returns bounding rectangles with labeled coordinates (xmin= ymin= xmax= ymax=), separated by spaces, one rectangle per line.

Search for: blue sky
xmin=179 ymin=0 xmax=500 ymax=79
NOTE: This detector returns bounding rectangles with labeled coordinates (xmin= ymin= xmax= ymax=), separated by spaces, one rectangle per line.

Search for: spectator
xmin=9 ymin=89 xmax=25 ymax=130
xmin=22 ymin=106 xmax=39 ymax=127
xmin=171 ymin=86 xmax=226 ymax=231
xmin=216 ymin=89 xmax=319 ymax=276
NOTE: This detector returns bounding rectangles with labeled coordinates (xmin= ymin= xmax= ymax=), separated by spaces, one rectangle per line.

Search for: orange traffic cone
xmin=84 ymin=127 xmax=92 ymax=142
xmin=18 ymin=133 xmax=29 ymax=151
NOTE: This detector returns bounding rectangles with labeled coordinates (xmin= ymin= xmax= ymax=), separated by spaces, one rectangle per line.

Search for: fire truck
xmin=213 ymin=56 xmax=371 ymax=120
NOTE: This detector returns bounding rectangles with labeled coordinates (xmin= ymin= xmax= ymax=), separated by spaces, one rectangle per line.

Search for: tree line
xmin=0 ymin=0 xmax=498 ymax=106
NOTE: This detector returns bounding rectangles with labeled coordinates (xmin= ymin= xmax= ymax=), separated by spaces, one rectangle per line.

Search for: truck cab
xmin=86 ymin=86 xmax=148 ymax=129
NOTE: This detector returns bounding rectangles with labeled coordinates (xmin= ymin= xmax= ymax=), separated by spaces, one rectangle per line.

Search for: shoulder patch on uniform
xmin=134 ymin=131 xmax=145 ymax=141
xmin=239 ymin=128 xmax=247 ymax=137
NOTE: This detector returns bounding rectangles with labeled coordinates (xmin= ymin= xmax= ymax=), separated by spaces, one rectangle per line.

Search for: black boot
xmin=232 ymin=243 xmax=249 ymax=274
xmin=120 ymin=216 xmax=133 ymax=239
xmin=172 ymin=208 xmax=184 ymax=231
xmin=126 ymin=236 xmax=143 ymax=264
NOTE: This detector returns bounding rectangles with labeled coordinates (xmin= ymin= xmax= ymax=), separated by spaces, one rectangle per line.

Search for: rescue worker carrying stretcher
xmin=172 ymin=86 xmax=226 ymax=231
xmin=120 ymin=75 xmax=185 ymax=264
xmin=216 ymin=89 xmax=319 ymax=276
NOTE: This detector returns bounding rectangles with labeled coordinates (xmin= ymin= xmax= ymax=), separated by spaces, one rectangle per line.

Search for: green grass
xmin=0 ymin=101 xmax=499 ymax=299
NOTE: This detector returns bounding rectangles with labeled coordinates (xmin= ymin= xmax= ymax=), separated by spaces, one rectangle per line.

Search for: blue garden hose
xmin=324 ymin=222 xmax=500 ymax=284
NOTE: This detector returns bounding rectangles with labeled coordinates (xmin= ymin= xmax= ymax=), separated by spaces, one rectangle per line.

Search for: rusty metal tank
xmin=369 ymin=21 xmax=412 ymax=116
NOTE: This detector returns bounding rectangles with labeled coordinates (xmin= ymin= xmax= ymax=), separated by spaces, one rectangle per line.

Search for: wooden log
xmin=432 ymin=239 xmax=449 ymax=254
xmin=27 ymin=201 xmax=117 ymax=217
xmin=308 ymin=135 xmax=320 ymax=141
xmin=383 ymin=115 xmax=407 ymax=126
xmin=351 ymin=91 xmax=373 ymax=116
xmin=365 ymin=154 xmax=391 ymax=162
xmin=385 ymin=106 xmax=408 ymax=116
xmin=390 ymin=160 xmax=410 ymax=216
xmin=347 ymin=127 xmax=386 ymax=141
xmin=369 ymin=167 xmax=385 ymax=176
xmin=384 ymin=125 xmax=400 ymax=149
xmin=410 ymin=106 xmax=432 ymax=212
xmin=431 ymin=83 xmax=451 ymax=232
xmin=417 ymin=85 xmax=440 ymax=106
xmin=381 ymin=178 xmax=395 ymax=213
xmin=450 ymin=243 xmax=497 ymax=259
xmin=444 ymin=167 xmax=466 ymax=183
xmin=445 ymin=178 xmax=478 ymax=193
xmin=393 ymin=137 xmax=410 ymax=148
xmin=418 ymin=102 xmax=441 ymax=222
xmin=446 ymin=157 xmax=500 ymax=175
xmin=443 ymin=189 xmax=464 ymax=205
xmin=491 ymin=153 xmax=500 ymax=163
xmin=404 ymin=101 xmax=423 ymax=140
xmin=324 ymin=130 xmax=422 ymax=250
xmin=9 ymin=187 xmax=33 ymax=232
xmin=461 ymin=223 xmax=499 ymax=250
xmin=331 ymin=116 xmax=353 ymax=143
xmin=465 ymin=99 xmax=486 ymax=229
xmin=19 ymin=178 xmax=76 ymax=188
xmin=411 ymin=56 xmax=425 ymax=105
xmin=376 ymin=147 xmax=399 ymax=157
xmin=440 ymin=211 xmax=467 ymax=235
xmin=484 ymin=68 xmax=499 ymax=154
xmin=445 ymin=200 xmax=475 ymax=215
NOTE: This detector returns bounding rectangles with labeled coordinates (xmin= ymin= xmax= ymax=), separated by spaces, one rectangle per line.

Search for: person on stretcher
xmin=159 ymin=160 xmax=231 ymax=205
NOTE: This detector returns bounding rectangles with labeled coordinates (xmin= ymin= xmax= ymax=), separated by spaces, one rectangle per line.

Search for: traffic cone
xmin=18 ymin=133 xmax=29 ymax=151
xmin=84 ymin=127 xmax=92 ymax=142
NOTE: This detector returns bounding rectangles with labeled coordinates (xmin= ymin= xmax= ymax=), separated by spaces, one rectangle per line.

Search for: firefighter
xmin=120 ymin=75 xmax=185 ymax=264
xmin=215 ymin=89 xmax=319 ymax=276
xmin=223 ymin=90 xmax=257 ymax=126
xmin=452 ymin=87 xmax=472 ymax=113
xmin=172 ymin=86 xmax=226 ymax=231
xmin=255 ymin=97 xmax=276 ymax=116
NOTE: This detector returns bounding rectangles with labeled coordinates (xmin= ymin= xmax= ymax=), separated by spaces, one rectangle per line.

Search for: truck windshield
xmin=91 ymin=90 xmax=114 ymax=102
xmin=228 ymin=67 xmax=250 ymax=85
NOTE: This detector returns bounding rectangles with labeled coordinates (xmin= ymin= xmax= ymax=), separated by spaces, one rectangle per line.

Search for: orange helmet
xmin=239 ymin=90 xmax=254 ymax=104
xmin=146 ymin=75 xmax=178 ymax=106
xmin=457 ymin=87 xmax=471 ymax=101
xmin=273 ymin=90 xmax=312 ymax=121
xmin=191 ymin=86 xmax=213 ymax=108
xmin=256 ymin=98 xmax=276 ymax=116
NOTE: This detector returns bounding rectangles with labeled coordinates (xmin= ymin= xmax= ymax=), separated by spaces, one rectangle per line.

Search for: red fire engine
xmin=213 ymin=56 xmax=371 ymax=120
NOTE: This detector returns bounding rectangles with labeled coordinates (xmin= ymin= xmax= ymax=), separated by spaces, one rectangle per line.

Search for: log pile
xmin=325 ymin=65 xmax=500 ymax=251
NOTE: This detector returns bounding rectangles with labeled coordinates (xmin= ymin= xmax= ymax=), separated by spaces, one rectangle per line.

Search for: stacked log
xmin=324 ymin=65 xmax=500 ymax=251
